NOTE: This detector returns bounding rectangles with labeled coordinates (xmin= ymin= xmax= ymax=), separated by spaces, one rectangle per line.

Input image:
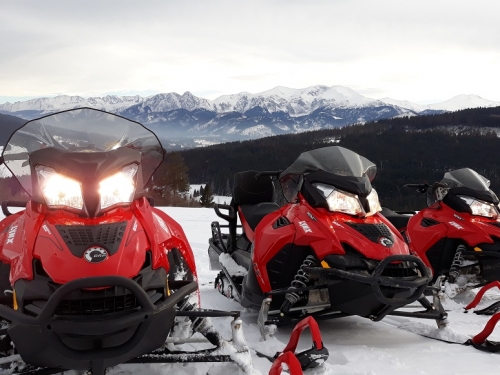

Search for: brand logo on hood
xmin=298 ymin=221 xmax=313 ymax=233
xmin=84 ymin=246 xmax=109 ymax=263
xmin=379 ymin=237 xmax=394 ymax=247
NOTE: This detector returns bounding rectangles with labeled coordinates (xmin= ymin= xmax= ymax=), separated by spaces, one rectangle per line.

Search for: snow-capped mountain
xmin=0 ymin=95 xmax=145 ymax=113
xmin=211 ymin=85 xmax=380 ymax=116
xmin=381 ymin=94 xmax=500 ymax=113
xmin=1 ymin=86 xmax=499 ymax=143
xmin=426 ymin=94 xmax=500 ymax=112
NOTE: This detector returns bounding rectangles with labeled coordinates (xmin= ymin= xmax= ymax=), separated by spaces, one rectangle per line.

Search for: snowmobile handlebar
xmin=404 ymin=183 xmax=431 ymax=194
xmin=255 ymin=170 xmax=282 ymax=178
xmin=404 ymin=182 xmax=447 ymax=194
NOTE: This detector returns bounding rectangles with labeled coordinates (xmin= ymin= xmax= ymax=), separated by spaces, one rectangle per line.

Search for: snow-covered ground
xmin=2 ymin=206 xmax=500 ymax=374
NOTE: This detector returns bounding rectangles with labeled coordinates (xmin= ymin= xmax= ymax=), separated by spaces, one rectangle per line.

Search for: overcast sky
xmin=1 ymin=0 xmax=499 ymax=104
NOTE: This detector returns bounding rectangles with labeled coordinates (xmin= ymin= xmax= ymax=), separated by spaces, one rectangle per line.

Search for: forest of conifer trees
xmin=180 ymin=106 xmax=500 ymax=210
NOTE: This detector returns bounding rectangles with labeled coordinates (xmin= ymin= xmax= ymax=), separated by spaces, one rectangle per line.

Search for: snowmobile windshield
xmin=2 ymin=108 xmax=164 ymax=196
xmin=441 ymin=168 xmax=491 ymax=191
xmin=279 ymin=146 xmax=377 ymax=202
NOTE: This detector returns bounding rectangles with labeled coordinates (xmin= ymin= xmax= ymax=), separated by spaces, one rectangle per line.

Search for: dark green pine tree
xmin=200 ymin=183 xmax=215 ymax=208
xmin=152 ymin=152 xmax=191 ymax=206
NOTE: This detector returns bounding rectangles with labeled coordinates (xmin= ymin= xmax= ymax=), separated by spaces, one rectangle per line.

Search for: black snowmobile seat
xmin=239 ymin=202 xmax=280 ymax=231
xmin=381 ymin=207 xmax=412 ymax=230
xmin=233 ymin=170 xmax=275 ymax=205
xmin=233 ymin=170 xmax=280 ymax=231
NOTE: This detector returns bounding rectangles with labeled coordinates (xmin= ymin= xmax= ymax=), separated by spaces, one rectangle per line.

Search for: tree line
xmin=179 ymin=106 xmax=500 ymax=210
xmin=1 ymin=106 xmax=500 ymax=210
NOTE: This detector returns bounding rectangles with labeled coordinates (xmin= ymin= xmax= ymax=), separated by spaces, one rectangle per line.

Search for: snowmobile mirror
xmin=1 ymin=200 xmax=28 ymax=217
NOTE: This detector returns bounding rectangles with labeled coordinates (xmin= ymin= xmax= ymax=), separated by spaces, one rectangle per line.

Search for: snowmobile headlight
xmin=36 ymin=166 xmax=84 ymax=210
xmin=314 ymin=183 xmax=364 ymax=216
xmin=99 ymin=164 xmax=138 ymax=210
xmin=459 ymin=196 xmax=498 ymax=218
xmin=365 ymin=188 xmax=382 ymax=216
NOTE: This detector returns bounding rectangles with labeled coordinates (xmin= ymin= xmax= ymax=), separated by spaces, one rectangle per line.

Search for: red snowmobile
xmin=208 ymin=146 xmax=442 ymax=339
xmin=0 ymin=108 xmax=249 ymax=375
xmin=382 ymin=168 xmax=500 ymax=314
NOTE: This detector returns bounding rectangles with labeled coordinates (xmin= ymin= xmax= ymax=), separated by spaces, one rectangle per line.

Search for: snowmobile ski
xmin=387 ymin=310 xmax=500 ymax=353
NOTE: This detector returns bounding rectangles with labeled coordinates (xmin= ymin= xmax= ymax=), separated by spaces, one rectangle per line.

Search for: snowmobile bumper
xmin=0 ymin=276 xmax=196 ymax=374
xmin=306 ymin=255 xmax=432 ymax=319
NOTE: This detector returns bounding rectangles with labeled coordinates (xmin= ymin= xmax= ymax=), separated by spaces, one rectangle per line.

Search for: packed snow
xmin=2 ymin=206 xmax=500 ymax=374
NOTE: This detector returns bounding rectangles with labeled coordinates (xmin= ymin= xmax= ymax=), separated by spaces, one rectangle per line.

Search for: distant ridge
xmin=1 ymin=86 xmax=499 ymax=143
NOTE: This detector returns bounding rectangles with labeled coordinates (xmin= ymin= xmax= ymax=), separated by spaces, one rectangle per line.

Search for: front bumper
xmin=0 ymin=276 xmax=197 ymax=373
xmin=306 ymin=255 xmax=432 ymax=318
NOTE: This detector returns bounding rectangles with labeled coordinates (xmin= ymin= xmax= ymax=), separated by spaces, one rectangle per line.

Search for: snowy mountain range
xmin=1 ymin=86 xmax=499 ymax=144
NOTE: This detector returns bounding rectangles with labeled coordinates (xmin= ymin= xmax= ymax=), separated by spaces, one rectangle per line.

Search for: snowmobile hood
xmin=2 ymin=108 xmax=164 ymax=197
xmin=279 ymin=146 xmax=376 ymax=202
xmin=441 ymin=168 xmax=491 ymax=191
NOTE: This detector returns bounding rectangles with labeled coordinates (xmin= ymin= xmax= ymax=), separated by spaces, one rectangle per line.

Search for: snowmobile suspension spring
xmin=290 ymin=255 xmax=317 ymax=289
xmin=449 ymin=244 xmax=466 ymax=283
xmin=280 ymin=255 xmax=317 ymax=314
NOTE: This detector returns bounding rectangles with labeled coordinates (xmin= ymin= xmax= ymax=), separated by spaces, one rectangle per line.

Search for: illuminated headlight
xmin=314 ymin=183 xmax=364 ymax=216
xmin=459 ymin=196 xmax=498 ymax=218
xmin=99 ymin=164 xmax=138 ymax=210
xmin=366 ymin=188 xmax=382 ymax=216
xmin=36 ymin=166 xmax=83 ymax=210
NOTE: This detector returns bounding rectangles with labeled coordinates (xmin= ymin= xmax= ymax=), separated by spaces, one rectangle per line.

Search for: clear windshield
xmin=441 ymin=168 xmax=491 ymax=191
xmin=279 ymin=146 xmax=377 ymax=201
xmin=2 ymin=108 xmax=164 ymax=196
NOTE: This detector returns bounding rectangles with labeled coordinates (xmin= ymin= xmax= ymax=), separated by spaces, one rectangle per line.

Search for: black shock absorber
xmin=448 ymin=244 xmax=466 ymax=283
xmin=280 ymin=255 xmax=317 ymax=315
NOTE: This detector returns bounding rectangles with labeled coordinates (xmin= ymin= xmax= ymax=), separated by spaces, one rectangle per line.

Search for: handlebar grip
xmin=255 ymin=170 xmax=282 ymax=178
xmin=403 ymin=184 xmax=427 ymax=188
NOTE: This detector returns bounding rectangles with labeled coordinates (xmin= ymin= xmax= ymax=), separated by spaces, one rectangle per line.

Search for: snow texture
xmin=219 ymin=253 xmax=248 ymax=277
xmin=1 ymin=206 xmax=500 ymax=374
